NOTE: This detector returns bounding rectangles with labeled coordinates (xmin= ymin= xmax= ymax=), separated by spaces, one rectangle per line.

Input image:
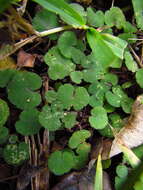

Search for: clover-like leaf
xmin=124 ymin=51 xmax=138 ymax=72
xmin=89 ymin=94 xmax=104 ymax=107
xmin=105 ymin=7 xmax=126 ymax=29
xmin=57 ymin=84 xmax=74 ymax=109
xmin=103 ymin=73 xmax=118 ymax=86
xmin=132 ymin=0 xmax=143 ymax=30
xmin=44 ymin=46 xmax=75 ymax=80
xmin=0 ymin=127 xmax=9 ymax=144
xmin=62 ymin=112 xmax=77 ymax=128
xmin=0 ymin=99 xmax=9 ymax=127
xmin=39 ymin=105 xmax=62 ymax=131
xmin=7 ymin=71 xmax=42 ymax=110
xmin=89 ymin=106 xmax=108 ymax=129
xmin=88 ymin=81 xmax=110 ymax=95
xmin=3 ymin=142 xmax=29 ymax=165
xmin=45 ymin=90 xmax=57 ymax=103
xmin=83 ymin=68 xmax=104 ymax=83
xmin=121 ymin=97 xmax=134 ymax=113
xmin=105 ymin=91 xmax=121 ymax=107
xmin=136 ymin=69 xmax=143 ymax=88
xmin=58 ymin=31 xmax=77 ymax=58
xmin=0 ymin=69 xmax=16 ymax=88
xmin=15 ymin=109 xmax=41 ymax=136
xmin=48 ymin=150 xmax=76 ymax=175
xmin=72 ymin=87 xmax=90 ymax=110
xmin=71 ymin=48 xmax=87 ymax=65
xmin=74 ymin=142 xmax=91 ymax=169
xmin=70 ymin=71 xmax=83 ymax=84
xmin=32 ymin=9 xmax=59 ymax=32
xmin=87 ymin=7 xmax=104 ymax=27
xmin=68 ymin=129 xmax=91 ymax=149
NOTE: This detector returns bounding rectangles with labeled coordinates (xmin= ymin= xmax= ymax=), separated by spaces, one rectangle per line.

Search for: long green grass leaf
xmin=94 ymin=154 xmax=103 ymax=190
xmin=32 ymin=0 xmax=86 ymax=27
xmin=132 ymin=0 xmax=143 ymax=30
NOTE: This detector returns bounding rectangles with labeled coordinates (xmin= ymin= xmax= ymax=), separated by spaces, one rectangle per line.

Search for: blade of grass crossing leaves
xmin=32 ymin=0 xmax=86 ymax=27
xmin=94 ymin=154 xmax=103 ymax=190
xmin=119 ymin=144 xmax=141 ymax=168
xmin=86 ymin=28 xmax=127 ymax=68
xmin=132 ymin=0 xmax=143 ymax=30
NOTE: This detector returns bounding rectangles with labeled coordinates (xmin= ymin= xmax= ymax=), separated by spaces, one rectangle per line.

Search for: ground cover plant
xmin=0 ymin=0 xmax=143 ymax=189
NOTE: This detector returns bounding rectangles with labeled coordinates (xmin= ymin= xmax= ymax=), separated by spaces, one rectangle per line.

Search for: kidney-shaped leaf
xmin=68 ymin=129 xmax=91 ymax=149
xmin=15 ymin=109 xmax=41 ymax=136
xmin=7 ymin=71 xmax=42 ymax=110
xmin=0 ymin=99 xmax=9 ymax=127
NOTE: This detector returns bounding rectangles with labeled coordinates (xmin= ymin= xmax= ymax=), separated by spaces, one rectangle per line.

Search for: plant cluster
xmin=0 ymin=0 xmax=143 ymax=189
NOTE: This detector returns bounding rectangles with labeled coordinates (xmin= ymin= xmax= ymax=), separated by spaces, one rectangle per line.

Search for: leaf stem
xmin=36 ymin=26 xmax=73 ymax=37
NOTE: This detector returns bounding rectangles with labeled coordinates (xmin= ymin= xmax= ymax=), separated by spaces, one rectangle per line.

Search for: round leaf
xmin=70 ymin=71 xmax=83 ymax=84
xmin=62 ymin=112 xmax=77 ymax=129
xmin=89 ymin=106 xmax=108 ymax=129
xmin=72 ymin=87 xmax=90 ymax=110
xmin=48 ymin=150 xmax=76 ymax=175
xmin=39 ymin=105 xmax=62 ymax=131
xmin=136 ymin=69 xmax=143 ymax=88
xmin=105 ymin=91 xmax=121 ymax=107
xmin=68 ymin=129 xmax=91 ymax=149
xmin=116 ymin=165 xmax=128 ymax=178
xmin=7 ymin=71 xmax=42 ymax=109
xmin=15 ymin=109 xmax=41 ymax=136
xmin=0 ymin=99 xmax=9 ymax=127
xmin=58 ymin=31 xmax=77 ymax=58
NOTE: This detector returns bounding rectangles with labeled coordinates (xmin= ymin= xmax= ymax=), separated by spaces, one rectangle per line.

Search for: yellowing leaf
xmin=0 ymin=57 xmax=16 ymax=70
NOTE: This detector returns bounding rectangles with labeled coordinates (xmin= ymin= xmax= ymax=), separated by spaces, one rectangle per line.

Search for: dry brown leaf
xmin=17 ymin=50 xmax=36 ymax=68
xmin=109 ymin=94 xmax=143 ymax=157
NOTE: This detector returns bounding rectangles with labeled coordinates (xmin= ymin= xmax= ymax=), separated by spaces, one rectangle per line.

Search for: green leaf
xmin=123 ymin=21 xmax=137 ymax=33
xmin=0 ymin=99 xmax=9 ymax=127
xmin=87 ymin=28 xmax=127 ymax=68
xmin=39 ymin=105 xmax=62 ymax=131
xmin=70 ymin=71 xmax=83 ymax=84
xmin=48 ymin=150 xmax=76 ymax=175
xmin=68 ymin=129 xmax=91 ymax=149
xmin=44 ymin=46 xmax=75 ymax=80
xmin=105 ymin=91 xmax=121 ymax=107
xmin=0 ymin=69 xmax=16 ymax=88
xmin=89 ymin=106 xmax=108 ymax=129
xmin=74 ymin=142 xmax=91 ymax=169
xmin=15 ymin=109 xmax=41 ymax=136
xmin=103 ymin=73 xmax=118 ymax=86
xmin=57 ymin=84 xmax=74 ymax=109
xmin=58 ymin=31 xmax=77 ymax=58
xmin=0 ymin=0 xmax=14 ymax=13
xmin=32 ymin=9 xmax=59 ymax=32
xmin=116 ymin=165 xmax=128 ymax=178
xmin=105 ymin=7 xmax=126 ymax=29
xmin=132 ymin=0 xmax=143 ymax=30
xmin=87 ymin=7 xmax=104 ymax=27
xmin=72 ymin=87 xmax=90 ymax=110
xmin=121 ymin=97 xmax=134 ymax=113
xmin=3 ymin=142 xmax=29 ymax=165
xmin=94 ymin=154 xmax=103 ymax=190
xmin=45 ymin=90 xmax=57 ymax=103
xmin=136 ymin=69 xmax=143 ymax=88
xmin=124 ymin=51 xmax=138 ymax=72
xmin=32 ymin=0 xmax=86 ymax=27
xmin=0 ymin=127 xmax=9 ymax=144
xmin=7 ymin=71 xmax=42 ymax=110
xmin=83 ymin=68 xmax=104 ymax=82
xmin=62 ymin=112 xmax=77 ymax=128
